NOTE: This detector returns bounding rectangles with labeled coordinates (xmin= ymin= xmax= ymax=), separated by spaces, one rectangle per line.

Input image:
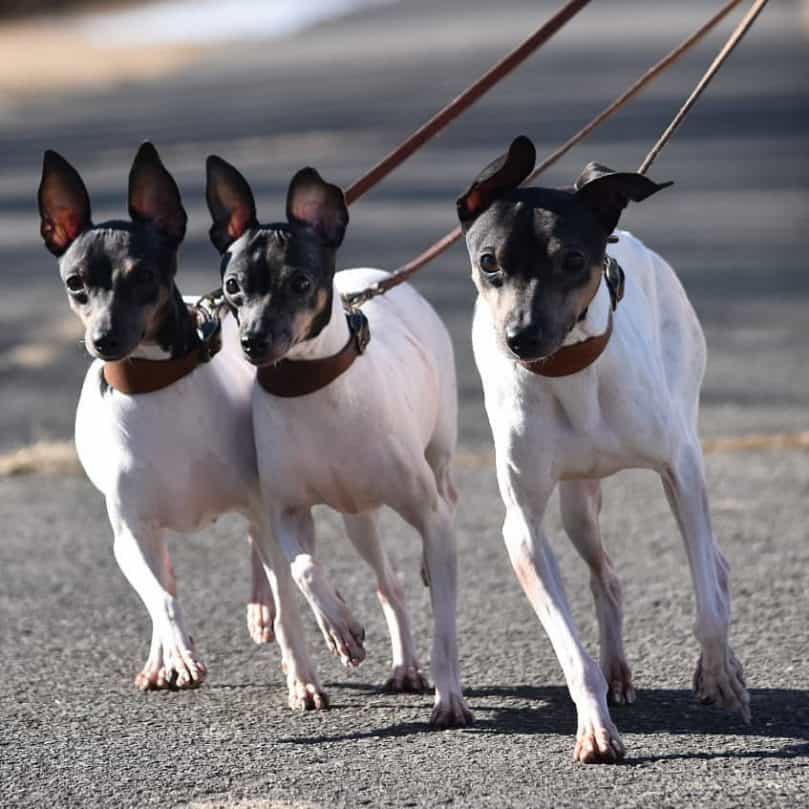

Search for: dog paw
xmin=317 ymin=595 xmax=366 ymax=667
xmin=288 ymin=679 xmax=330 ymax=712
xmin=603 ymin=658 xmax=636 ymax=706
xmin=574 ymin=717 xmax=625 ymax=764
xmin=246 ymin=599 xmax=275 ymax=645
xmin=134 ymin=653 xmax=207 ymax=691
xmin=430 ymin=692 xmax=473 ymax=729
xmin=383 ymin=664 xmax=429 ymax=693
xmin=134 ymin=664 xmax=170 ymax=691
xmin=693 ymin=648 xmax=750 ymax=722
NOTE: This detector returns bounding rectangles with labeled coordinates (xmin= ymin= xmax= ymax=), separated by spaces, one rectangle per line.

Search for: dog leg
xmin=270 ymin=506 xmax=366 ymax=667
xmin=559 ymin=479 xmax=634 ymax=706
xmin=395 ymin=460 xmax=471 ymax=729
xmin=248 ymin=522 xmax=329 ymax=711
xmin=343 ymin=511 xmax=428 ymax=693
xmin=108 ymin=504 xmax=206 ymax=690
xmin=500 ymin=471 xmax=623 ymax=763
xmin=661 ymin=442 xmax=749 ymax=722
xmin=246 ymin=530 xmax=276 ymax=644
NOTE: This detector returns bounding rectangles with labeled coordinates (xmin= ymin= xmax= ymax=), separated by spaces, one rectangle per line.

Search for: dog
xmin=456 ymin=136 xmax=749 ymax=761
xmin=205 ymin=156 xmax=472 ymax=727
xmin=37 ymin=142 xmax=333 ymax=705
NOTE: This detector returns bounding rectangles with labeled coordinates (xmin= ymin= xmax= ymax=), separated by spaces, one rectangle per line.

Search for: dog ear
xmin=128 ymin=142 xmax=187 ymax=243
xmin=205 ymin=155 xmax=258 ymax=253
xmin=38 ymin=150 xmax=92 ymax=256
xmin=456 ymin=135 xmax=536 ymax=225
xmin=286 ymin=168 xmax=349 ymax=248
xmin=574 ymin=162 xmax=672 ymax=234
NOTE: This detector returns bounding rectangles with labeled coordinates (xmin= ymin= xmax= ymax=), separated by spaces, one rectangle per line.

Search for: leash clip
xmin=347 ymin=309 xmax=371 ymax=355
xmin=604 ymin=256 xmax=625 ymax=311
xmin=193 ymin=287 xmax=229 ymax=362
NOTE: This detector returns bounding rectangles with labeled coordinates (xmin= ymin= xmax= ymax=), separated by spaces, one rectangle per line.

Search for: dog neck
xmin=130 ymin=285 xmax=200 ymax=361
xmin=286 ymin=280 xmax=351 ymax=361
xmin=562 ymin=274 xmax=611 ymax=347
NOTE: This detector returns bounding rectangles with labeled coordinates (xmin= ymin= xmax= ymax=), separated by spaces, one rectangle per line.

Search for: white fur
xmin=472 ymin=230 xmax=748 ymax=761
xmin=251 ymin=267 xmax=472 ymax=727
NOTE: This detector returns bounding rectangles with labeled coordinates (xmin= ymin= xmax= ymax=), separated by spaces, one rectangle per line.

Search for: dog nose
xmin=93 ymin=333 xmax=120 ymax=357
xmin=505 ymin=325 xmax=542 ymax=358
xmin=240 ymin=334 xmax=265 ymax=359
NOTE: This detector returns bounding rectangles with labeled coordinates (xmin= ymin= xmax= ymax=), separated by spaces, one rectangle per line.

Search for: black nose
xmin=93 ymin=333 xmax=120 ymax=357
xmin=505 ymin=325 xmax=542 ymax=358
xmin=241 ymin=334 xmax=266 ymax=359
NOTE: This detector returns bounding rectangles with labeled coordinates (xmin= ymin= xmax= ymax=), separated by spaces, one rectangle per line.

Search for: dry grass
xmin=1 ymin=432 xmax=807 ymax=479
xmin=0 ymin=439 xmax=81 ymax=477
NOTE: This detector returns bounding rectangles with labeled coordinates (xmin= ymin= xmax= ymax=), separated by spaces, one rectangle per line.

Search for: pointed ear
xmin=38 ymin=150 xmax=92 ymax=256
xmin=286 ymin=168 xmax=348 ymax=248
xmin=205 ymin=155 xmax=258 ymax=253
xmin=128 ymin=142 xmax=187 ymax=243
xmin=574 ymin=161 xmax=672 ymax=234
xmin=456 ymin=135 xmax=536 ymax=225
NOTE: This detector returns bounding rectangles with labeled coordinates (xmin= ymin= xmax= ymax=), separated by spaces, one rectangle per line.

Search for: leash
xmin=343 ymin=0 xmax=592 ymax=205
xmin=637 ymin=0 xmax=768 ymax=175
xmin=343 ymin=0 xmax=760 ymax=307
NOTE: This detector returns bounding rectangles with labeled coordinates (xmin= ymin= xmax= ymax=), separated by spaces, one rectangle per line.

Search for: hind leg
xmin=343 ymin=511 xmax=428 ymax=692
xmin=660 ymin=441 xmax=749 ymax=721
xmin=559 ymin=479 xmax=634 ymax=705
xmin=246 ymin=532 xmax=275 ymax=644
xmin=391 ymin=452 xmax=471 ymax=729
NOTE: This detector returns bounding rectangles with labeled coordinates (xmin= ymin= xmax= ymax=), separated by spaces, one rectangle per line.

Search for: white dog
xmin=205 ymin=156 xmax=472 ymax=727
xmin=456 ymin=136 xmax=749 ymax=761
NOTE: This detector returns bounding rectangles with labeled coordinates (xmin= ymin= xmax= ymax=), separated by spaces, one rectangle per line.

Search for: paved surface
xmin=0 ymin=1 xmax=807 ymax=807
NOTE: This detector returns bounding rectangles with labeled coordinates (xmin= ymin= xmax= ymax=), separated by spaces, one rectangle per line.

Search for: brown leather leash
xmin=344 ymin=0 xmax=760 ymax=308
xmin=343 ymin=0 xmax=593 ymax=205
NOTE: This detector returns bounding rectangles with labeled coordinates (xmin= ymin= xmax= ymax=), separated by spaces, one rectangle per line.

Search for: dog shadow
xmin=278 ymin=683 xmax=809 ymax=762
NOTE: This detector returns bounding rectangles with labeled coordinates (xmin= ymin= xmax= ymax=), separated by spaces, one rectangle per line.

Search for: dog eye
xmin=225 ymin=278 xmax=240 ymax=296
xmin=290 ymin=273 xmax=311 ymax=295
xmin=65 ymin=276 xmax=85 ymax=293
xmin=479 ymin=253 xmax=499 ymax=274
xmin=562 ymin=251 xmax=586 ymax=272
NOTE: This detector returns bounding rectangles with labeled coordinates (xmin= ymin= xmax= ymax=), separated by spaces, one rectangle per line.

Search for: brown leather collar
xmin=104 ymin=350 xmax=204 ymax=395
xmin=520 ymin=309 xmax=613 ymax=378
xmin=256 ymin=310 xmax=371 ymax=398
xmin=103 ymin=296 xmax=224 ymax=395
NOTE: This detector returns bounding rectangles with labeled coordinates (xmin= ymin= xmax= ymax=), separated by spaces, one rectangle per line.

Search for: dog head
xmin=38 ymin=142 xmax=187 ymax=361
xmin=205 ymin=156 xmax=348 ymax=366
xmin=457 ymin=135 xmax=670 ymax=361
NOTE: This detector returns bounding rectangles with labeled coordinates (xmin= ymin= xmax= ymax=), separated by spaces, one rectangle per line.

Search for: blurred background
xmin=0 ymin=0 xmax=807 ymax=456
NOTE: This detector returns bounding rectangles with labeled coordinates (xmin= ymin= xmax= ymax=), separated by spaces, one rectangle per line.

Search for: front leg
xmin=247 ymin=515 xmax=328 ymax=710
xmin=107 ymin=503 xmax=206 ymax=690
xmin=270 ymin=506 xmax=366 ymax=667
xmin=499 ymin=470 xmax=623 ymax=763
xmin=661 ymin=441 xmax=749 ymax=721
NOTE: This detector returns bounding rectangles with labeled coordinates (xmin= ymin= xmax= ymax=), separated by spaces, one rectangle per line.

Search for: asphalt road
xmin=1 ymin=1 xmax=808 ymax=807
